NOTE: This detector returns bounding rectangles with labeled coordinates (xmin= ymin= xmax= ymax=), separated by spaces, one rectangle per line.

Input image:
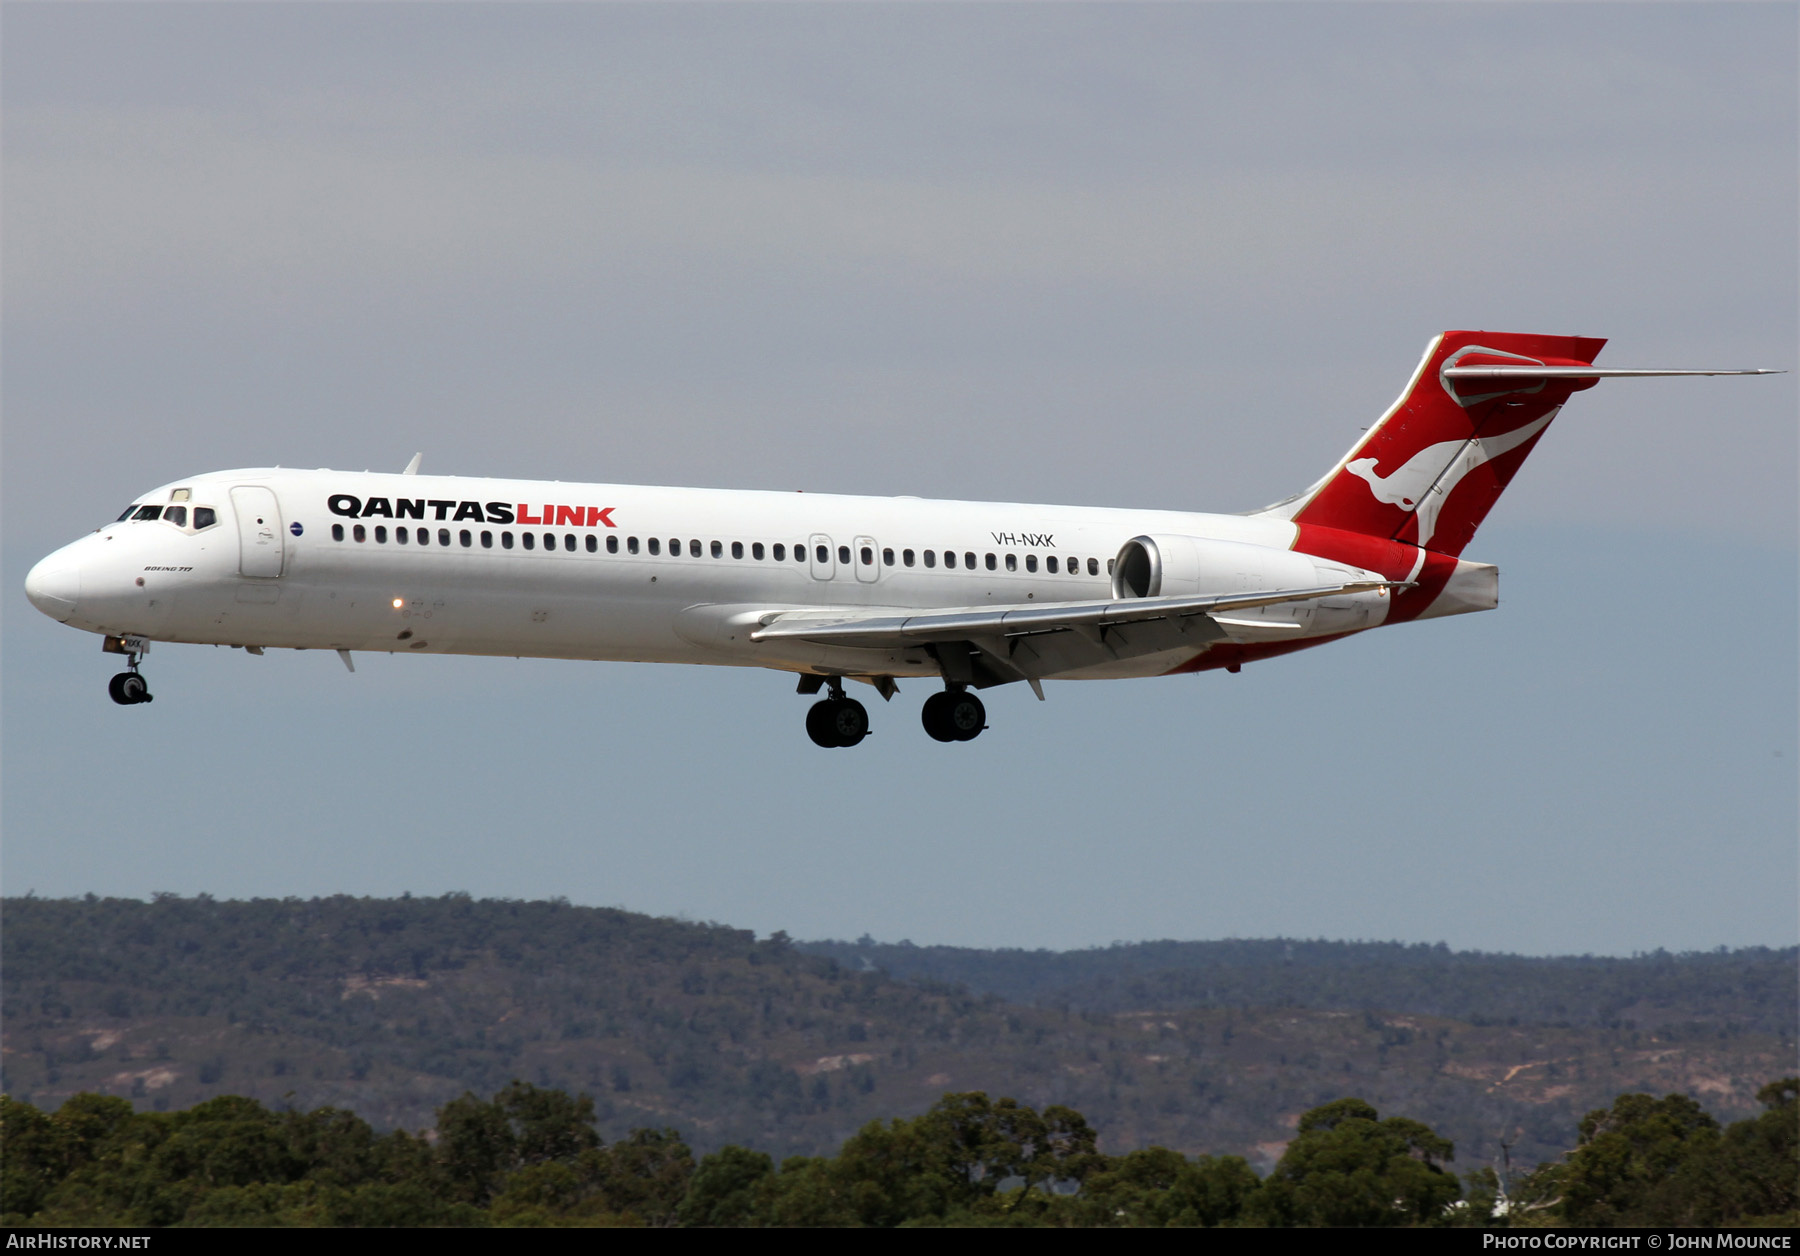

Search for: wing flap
xmin=748 ymin=580 xmax=1397 ymax=650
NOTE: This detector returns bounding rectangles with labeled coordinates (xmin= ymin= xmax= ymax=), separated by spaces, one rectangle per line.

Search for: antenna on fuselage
xmin=402 ymin=452 xmax=423 ymax=475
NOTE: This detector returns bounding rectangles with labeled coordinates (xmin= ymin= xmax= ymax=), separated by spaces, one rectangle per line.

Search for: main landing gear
xmin=798 ymin=676 xmax=988 ymax=747
xmin=805 ymin=678 xmax=869 ymax=749
xmin=921 ymin=688 xmax=985 ymax=743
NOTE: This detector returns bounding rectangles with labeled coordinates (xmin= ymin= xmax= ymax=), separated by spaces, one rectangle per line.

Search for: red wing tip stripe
xmin=1443 ymin=366 xmax=1783 ymax=378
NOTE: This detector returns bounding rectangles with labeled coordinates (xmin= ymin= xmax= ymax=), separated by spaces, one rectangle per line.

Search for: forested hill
xmin=3 ymin=895 xmax=1792 ymax=1171
xmin=795 ymin=937 xmax=1799 ymax=1037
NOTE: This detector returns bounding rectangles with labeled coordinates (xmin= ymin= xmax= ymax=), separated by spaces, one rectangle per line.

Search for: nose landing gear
xmin=921 ymin=688 xmax=985 ymax=743
xmin=104 ymin=635 xmax=153 ymax=705
xmin=805 ymin=677 xmax=869 ymax=748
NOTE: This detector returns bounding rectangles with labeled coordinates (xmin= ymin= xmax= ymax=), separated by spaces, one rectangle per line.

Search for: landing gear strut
xmin=921 ymin=688 xmax=985 ymax=742
xmin=105 ymin=636 xmax=153 ymax=706
xmin=804 ymin=678 xmax=869 ymax=748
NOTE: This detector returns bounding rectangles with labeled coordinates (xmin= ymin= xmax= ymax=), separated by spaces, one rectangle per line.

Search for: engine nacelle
xmin=1110 ymin=534 xmax=1394 ymax=636
xmin=1111 ymin=534 xmax=1340 ymax=600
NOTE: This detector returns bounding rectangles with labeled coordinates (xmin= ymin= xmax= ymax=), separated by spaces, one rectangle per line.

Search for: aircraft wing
xmin=747 ymin=580 xmax=1398 ymax=687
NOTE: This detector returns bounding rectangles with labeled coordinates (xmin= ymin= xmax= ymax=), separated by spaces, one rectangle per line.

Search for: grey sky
xmin=4 ymin=4 xmax=1794 ymax=954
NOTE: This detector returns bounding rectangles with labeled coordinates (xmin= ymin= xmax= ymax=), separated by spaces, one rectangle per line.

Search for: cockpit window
xmin=193 ymin=506 xmax=218 ymax=530
xmin=132 ymin=505 xmax=164 ymax=521
xmin=117 ymin=505 xmax=139 ymax=522
xmin=163 ymin=506 xmax=188 ymax=527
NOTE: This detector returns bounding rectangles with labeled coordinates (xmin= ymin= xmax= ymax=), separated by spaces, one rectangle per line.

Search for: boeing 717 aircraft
xmin=24 ymin=331 xmax=1775 ymax=746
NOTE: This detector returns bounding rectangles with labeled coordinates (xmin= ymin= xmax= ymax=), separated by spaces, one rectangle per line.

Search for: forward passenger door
xmin=230 ymin=486 xmax=285 ymax=578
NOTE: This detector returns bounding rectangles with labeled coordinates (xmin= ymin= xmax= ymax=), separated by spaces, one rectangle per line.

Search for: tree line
xmin=799 ymin=936 xmax=1800 ymax=1037
xmin=6 ymin=895 xmax=1791 ymax=1171
xmin=3 ymin=1078 xmax=1792 ymax=1227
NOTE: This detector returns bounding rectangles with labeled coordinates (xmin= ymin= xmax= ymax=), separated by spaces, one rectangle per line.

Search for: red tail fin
xmin=1277 ymin=331 xmax=1606 ymax=557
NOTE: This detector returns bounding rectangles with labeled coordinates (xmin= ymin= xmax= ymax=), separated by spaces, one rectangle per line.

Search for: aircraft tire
xmin=947 ymin=692 xmax=985 ymax=741
xmin=830 ymin=698 xmax=869 ymax=747
xmin=920 ymin=692 xmax=958 ymax=742
xmin=805 ymin=700 xmax=840 ymax=748
xmin=109 ymin=672 xmax=150 ymax=706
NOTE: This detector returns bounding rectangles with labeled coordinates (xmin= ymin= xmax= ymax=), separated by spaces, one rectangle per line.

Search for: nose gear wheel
xmin=108 ymin=672 xmax=152 ymax=705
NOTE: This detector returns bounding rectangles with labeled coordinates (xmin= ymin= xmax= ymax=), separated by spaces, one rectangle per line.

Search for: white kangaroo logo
xmin=1345 ymin=412 xmax=1556 ymax=546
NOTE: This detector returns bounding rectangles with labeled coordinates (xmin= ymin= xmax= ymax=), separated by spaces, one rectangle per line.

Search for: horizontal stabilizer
xmin=1442 ymin=366 xmax=1781 ymax=379
xmin=1279 ymin=332 xmax=1784 ymax=560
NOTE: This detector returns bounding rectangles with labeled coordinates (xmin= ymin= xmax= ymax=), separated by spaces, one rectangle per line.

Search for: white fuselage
xmin=26 ymin=467 xmax=1400 ymax=683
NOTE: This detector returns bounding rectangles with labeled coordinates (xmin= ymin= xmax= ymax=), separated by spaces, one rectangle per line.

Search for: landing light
xmin=392 ymin=598 xmax=403 ymax=609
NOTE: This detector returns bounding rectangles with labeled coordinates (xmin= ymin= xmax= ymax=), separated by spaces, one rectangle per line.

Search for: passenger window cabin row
xmin=328 ymin=524 xmax=1108 ymax=577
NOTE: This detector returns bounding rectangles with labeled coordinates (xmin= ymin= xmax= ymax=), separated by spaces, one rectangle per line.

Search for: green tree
xmin=49 ymin=1091 xmax=140 ymax=1162
xmin=494 ymin=1080 xmax=601 ymax=1166
xmin=1070 ymin=1146 xmax=1259 ymax=1227
xmin=583 ymin=1127 xmax=694 ymax=1225
xmin=327 ymin=1180 xmax=487 ymax=1228
xmin=281 ymin=1105 xmax=380 ymax=1190
xmin=490 ymin=1162 xmax=601 ymax=1227
xmin=21 ymin=1093 xmax=322 ymax=1226
xmin=1557 ymin=1091 xmax=1721 ymax=1227
xmin=748 ymin=1155 xmax=858 ymax=1227
xmin=1162 ymin=1153 xmax=1262 ymax=1227
xmin=677 ymin=1145 xmax=775 ymax=1227
xmin=1249 ymin=1097 xmax=1460 ymax=1226
xmin=435 ymin=1091 xmax=517 ymax=1206
xmin=1 ymin=1097 xmax=61 ymax=1219
xmin=433 ymin=1080 xmax=603 ymax=1207
xmin=147 ymin=1095 xmax=301 ymax=1191
xmin=823 ymin=1109 xmax=966 ymax=1225
xmin=29 ymin=1095 xmax=176 ymax=1226
xmin=177 ymin=1181 xmax=321 ymax=1227
xmin=1652 ymin=1078 xmax=1798 ymax=1226
xmin=749 ymin=1092 xmax=1099 ymax=1227
xmin=1710 ymin=1077 xmax=1798 ymax=1222
xmin=1069 ymin=1146 xmax=1191 ymax=1226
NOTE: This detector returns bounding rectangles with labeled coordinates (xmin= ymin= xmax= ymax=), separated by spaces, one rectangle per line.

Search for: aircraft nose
xmin=25 ymin=554 xmax=81 ymax=622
